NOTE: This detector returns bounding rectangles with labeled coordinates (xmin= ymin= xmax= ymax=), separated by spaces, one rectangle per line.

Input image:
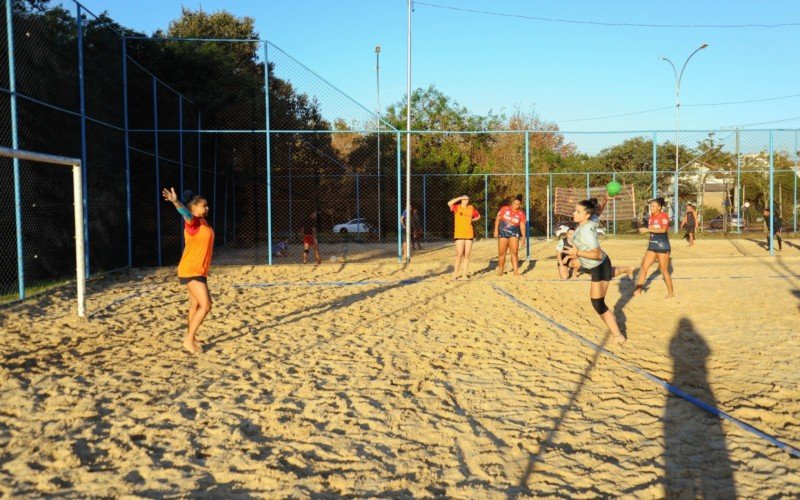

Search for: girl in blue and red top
xmin=634 ymin=197 xmax=674 ymax=297
xmin=162 ymin=187 xmax=214 ymax=354
xmin=493 ymin=194 xmax=526 ymax=276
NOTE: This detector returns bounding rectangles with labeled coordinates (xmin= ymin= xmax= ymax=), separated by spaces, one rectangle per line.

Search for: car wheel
xmin=339 ymin=228 xmax=348 ymax=234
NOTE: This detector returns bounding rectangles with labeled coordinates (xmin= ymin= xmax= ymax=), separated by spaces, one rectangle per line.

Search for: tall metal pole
xmin=122 ymin=37 xmax=132 ymax=267
xmin=660 ymin=43 xmax=707 ymax=234
xmin=652 ymin=131 xmax=658 ymax=198
xmin=197 ymin=112 xmax=202 ymax=193
xmin=376 ymin=45 xmax=382 ymax=241
xmin=405 ymin=0 xmax=412 ymax=262
xmin=396 ymin=131 xmax=402 ymax=261
xmin=484 ymin=174 xmax=488 ymax=239
xmin=263 ymin=42 xmax=273 ymax=265
xmin=422 ymin=173 xmax=427 ymax=240
xmin=178 ymin=96 xmax=184 ymax=198
xmin=6 ymin=0 xmax=24 ymax=299
xmin=153 ymin=77 xmax=162 ymax=266
xmin=736 ymin=128 xmax=741 ymax=234
xmin=769 ymin=130 xmax=774 ymax=255
xmin=77 ymin=5 xmax=90 ymax=275
xmin=524 ymin=131 xmax=530 ymax=259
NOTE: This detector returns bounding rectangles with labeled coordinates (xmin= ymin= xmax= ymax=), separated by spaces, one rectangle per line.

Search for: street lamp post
xmin=375 ymin=45 xmax=382 ymax=241
xmin=660 ymin=43 xmax=708 ymax=234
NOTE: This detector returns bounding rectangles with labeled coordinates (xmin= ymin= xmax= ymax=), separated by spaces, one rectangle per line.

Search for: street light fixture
xmin=660 ymin=43 xmax=708 ymax=233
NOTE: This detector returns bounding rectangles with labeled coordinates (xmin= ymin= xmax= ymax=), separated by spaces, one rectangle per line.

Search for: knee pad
xmin=591 ymin=298 xmax=608 ymax=315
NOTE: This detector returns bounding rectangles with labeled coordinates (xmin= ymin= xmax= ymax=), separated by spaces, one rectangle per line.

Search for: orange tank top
xmin=452 ymin=204 xmax=478 ymax=239
xmin=177 ymin=218 xmax=215 ymax=278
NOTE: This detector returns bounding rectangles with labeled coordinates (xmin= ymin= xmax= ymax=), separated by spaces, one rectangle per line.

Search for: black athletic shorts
xmin=179 ymin=276 xmax=207 ymax=285
xmin=589 ymin=256 xmax=613 ymax=282
xmin=498 ymin=227 xmax=522 ymax=238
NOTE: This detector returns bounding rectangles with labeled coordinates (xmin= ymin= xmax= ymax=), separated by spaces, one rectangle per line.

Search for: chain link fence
xmin=1 ymin=0 xmax=798 ymax=305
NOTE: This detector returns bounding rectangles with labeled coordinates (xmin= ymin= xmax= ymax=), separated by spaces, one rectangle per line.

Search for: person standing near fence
xmin=447 ymin=195 xmax=480 ymax=280
xmin=763 ymin=207 xmax=783 ymax=251
xmin=634 ymin=197 xmax=675 ymax=298
xmin=162 ymin=187 xmax=214 ymax=355
xmin=681 ymin=202 xmax=698 ymax=246
xmin=411 ymin=207 xmax=423 ymax=251
xmin=300 ymin=211 xmax=322 ymax=264
xmin=493 ymin=194 xmax=526 ymax=276
xmin=563 ymin=196 xmax=631 ymax=343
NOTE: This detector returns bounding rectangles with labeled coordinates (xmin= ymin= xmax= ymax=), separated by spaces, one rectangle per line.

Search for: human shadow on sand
xmin=663 ymin=318 xmax=736 ymax=498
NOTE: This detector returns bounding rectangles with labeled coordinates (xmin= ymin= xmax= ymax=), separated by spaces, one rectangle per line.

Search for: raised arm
xmin=448 ymin=195 xmax=467 ymax=208
xmin=595 ymin=194 xmax=614 ymax=217
xmin=162 ymin=187 xmax=192 ymax=223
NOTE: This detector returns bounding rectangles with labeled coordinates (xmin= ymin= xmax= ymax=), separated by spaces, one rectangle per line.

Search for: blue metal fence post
xmin=223 ymin=163 xmax=228 ymax=246
xmin=178 ymin=95 xmax=184 ymax=197
xmin=6 ymin=0 xmax=24 ymax=299
xmin=153 ymin=77 xmax=162 ymax=266
xmin=397 ymin=131 xmax=402 ymax=261
xmin=549 ymin=173 xmax=554 ymax=237
xmin=212 ymin=134 xmax=217 ymax=231
xmin=484 ymin=174 xmax=488 ymax=238
xmin=794 ymin=130 xmax=798 ymax=233
xmin=232 ymin=169 xmax=237 ymax=243
xmin=122 ymin=37 xmax=132 ymax=267
xmin=197 ymin=112 xmax=202 ymax=193
xmin=586 ymin=172 xmax=590 ymax=199
xmin=736 ymin=129 xmax=742 ymax=234
xmin=263 ymin=42 xmax=273 ymax=265
xmin=524 ymin=131 xmax=530 ymax=259
xmin=76 ymin=5 xmax=90 ymax=275
xmin=652 ymin=131 xmax=658 ymax=198
xmin=356 ymin=173 xmax=361 ymax=240
xmin=288 ymin=166 xmax=292 ymax=240
xmin=769 ymin=130 xmax=774 ymax=255
xmin=422 ymin=173 xmax=427 ymax=240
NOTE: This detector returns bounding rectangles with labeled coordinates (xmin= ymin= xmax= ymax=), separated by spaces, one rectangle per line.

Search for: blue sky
xmin=76 ymin=0 xmax=800 ymax=133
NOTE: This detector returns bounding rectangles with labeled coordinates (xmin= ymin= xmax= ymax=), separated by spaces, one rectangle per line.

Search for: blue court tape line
xmin=523 ymin=274 xmax=799 ymax=283
xmin=234 ymin=279 xmax=420 ymax=288
xmin=492 ymin=284 xmax=800 ymax=459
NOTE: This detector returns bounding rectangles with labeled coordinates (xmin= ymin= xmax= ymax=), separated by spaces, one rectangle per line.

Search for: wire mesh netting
xmin=1 ymin=1 xmax=798 ymax=306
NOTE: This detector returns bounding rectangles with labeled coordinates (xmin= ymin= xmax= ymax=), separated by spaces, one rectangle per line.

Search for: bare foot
xmin=513 ymin=271 xmax=520 ymax=277
xmin=614 ymin=333 xmax=627 ymax=344
xmin=496 ymin=269 xmax=503 ymax=276
xmin=665 ymin=293 xmax=675 ymax=298
xmin=625 ymin=267 xmax=634 ymax=279
xmin=183 ymin=339 xmax=201 ymax=354
xmin=633 ymin=285 xmax=643 ymax=296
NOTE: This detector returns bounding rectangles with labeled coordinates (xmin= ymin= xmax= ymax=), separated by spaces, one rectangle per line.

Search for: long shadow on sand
xmin=511 ymin=332 xmax=611 ymax=497
xmin=663 ymin=318 xmax=736 ymax=497
xmin=203 ymin=267 xmax=452 ymax=352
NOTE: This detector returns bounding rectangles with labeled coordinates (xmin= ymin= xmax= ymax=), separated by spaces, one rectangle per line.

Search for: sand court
xmin=1 ymin=240 xmax=799 ymax=497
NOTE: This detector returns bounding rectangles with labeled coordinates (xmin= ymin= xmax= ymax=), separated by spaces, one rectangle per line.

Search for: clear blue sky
xmin=76 ymin=0 xmax=800 ymax=133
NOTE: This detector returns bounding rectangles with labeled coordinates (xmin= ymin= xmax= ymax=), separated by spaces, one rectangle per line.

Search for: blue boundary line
xmin=233 ymin=279 xmax=420 ymax=288
xmin=492 ymin=283 xmax=800 ymax=459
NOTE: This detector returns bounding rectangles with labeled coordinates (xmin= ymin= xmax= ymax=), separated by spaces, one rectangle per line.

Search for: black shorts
xmin=589 ymin=256 xmax=613 ymax=282
xmin=498 ymin=227 xmax=522 ymax=238
xmin=179 ymin=276 xmax=207 ymax=285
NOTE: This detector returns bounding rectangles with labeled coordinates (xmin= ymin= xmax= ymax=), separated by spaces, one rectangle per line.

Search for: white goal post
xmin=0 ymin=146 xmax=85 ymax=317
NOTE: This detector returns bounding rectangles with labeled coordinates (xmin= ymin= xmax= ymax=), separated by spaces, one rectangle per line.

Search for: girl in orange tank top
xmin=162 ymin=187 xmax=214 ymax=355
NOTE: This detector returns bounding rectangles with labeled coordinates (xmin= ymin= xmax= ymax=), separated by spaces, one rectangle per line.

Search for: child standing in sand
xmin=162 ymin=187 xmax=214 ymax=354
